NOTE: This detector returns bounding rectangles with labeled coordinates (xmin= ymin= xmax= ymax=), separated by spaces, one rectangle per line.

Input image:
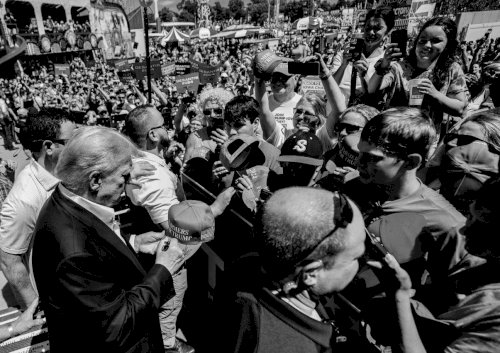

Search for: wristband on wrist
xmin=320 ymin=71 xmax=332 ymax=80
xmin=374 ymin=59 xmax=390 ymax=76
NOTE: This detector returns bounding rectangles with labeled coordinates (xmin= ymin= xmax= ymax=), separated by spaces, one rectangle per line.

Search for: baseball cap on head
xmin=273 ymin=62 xmax=292 ymax=77
xmin=278 ymin=131 xmax=323 ymax=166
xmin=252 ymin=49 xmax=293 ymax=80
xmin=168 ymin=200 xmax=215 ymax=244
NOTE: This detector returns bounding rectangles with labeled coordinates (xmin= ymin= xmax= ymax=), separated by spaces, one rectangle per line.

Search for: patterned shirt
xmin=0 ymin=173 xmax=12 ymax=206
xmin=381 ymin=59 xmax=469 ymax=136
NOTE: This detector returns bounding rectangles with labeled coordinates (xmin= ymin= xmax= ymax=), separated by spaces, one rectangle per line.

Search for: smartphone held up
xmin=287 ymin=62 xmax=320 ymax=76
xmin=348 ymin=33 xmax=365 ymax=62
xmin=390 ymin=29 xmax=408 ymax=57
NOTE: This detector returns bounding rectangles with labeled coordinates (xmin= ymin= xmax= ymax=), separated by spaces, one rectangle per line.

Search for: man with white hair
xmin=32 ymin=126 xmax=186 ymax=353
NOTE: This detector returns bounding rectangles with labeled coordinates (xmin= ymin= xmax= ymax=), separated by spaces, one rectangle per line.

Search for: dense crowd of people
xmin=0 ymin=5 xmax=500 ymax=353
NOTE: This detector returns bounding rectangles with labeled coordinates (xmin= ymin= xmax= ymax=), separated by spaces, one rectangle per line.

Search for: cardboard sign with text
xmin=199 ymin=64 xmax=221 ymax=85
xmin=175 ymin=62 xmax=191 ymax=75
xmin=54 ymin=64 xmax=71 ymax=77
xmin=188 ymin=57 xmax=202 ymax=72
xmin=161 ymin=62 xmax=175 ymax=76
xmin=175 ymin=73 xmax=200 ymax=94
xmin=300 ymin=76 xmax=325 ymax=96
xmin=134 ymin=60 xmax=162 ymax=80
xmin=117 ymin=68 xmax=136 ymax=83
xmin=114 ymin=59 xmax=129 ymax=69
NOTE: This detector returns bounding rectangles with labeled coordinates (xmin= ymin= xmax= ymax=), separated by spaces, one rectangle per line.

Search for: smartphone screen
xmin=391 ymin=29 xmax=408 ymax=57
xmin=350 ymin=38 xmax=364 ymax=62
xmin=287 ymin=62 xmax=320 ymax=76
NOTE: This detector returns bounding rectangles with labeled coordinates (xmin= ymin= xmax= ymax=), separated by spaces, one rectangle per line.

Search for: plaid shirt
xmin=0 ymin=173 xmax=12 ymax=206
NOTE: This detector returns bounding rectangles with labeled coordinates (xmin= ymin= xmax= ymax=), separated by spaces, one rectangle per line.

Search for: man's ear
xmin=89 ymin=171 xmax=102 ymax=192
xmin=148 ymin=129 xmax=159 ymax=143
xmin=43 ymin=141 xmax=54 ymax=156
xmin=405 ymin=153 xmax=423 ymax=170
xmin=253 ymin=118 xmax=260 ymax=128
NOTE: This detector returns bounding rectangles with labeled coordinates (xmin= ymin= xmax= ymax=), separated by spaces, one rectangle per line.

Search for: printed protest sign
xmin=188 ymin=57 xmax=201 ymax=72
xmin=175 ymin=62 xmax=191 ymax=75
xmin=175 ymin=73 xmax=200 ymax=93
xmin=54 ymin=64 xmax=71 ymax=77
xmin=199 ymin=63 xmax=221 ymax=85
xmin=134 ymin=60 xmax=162 ymax=80
xmin=378 ymin=0 xmax=411 ymax=30
xmin=300 ymin=76 xmax=325 ymax=96
xmin=117 ymin=68 xmax=135 ymax=83
xmin=161 ymin=62 xmax=175 ymax=76
xmin=114 ymin=59 xmax=129 ymax=69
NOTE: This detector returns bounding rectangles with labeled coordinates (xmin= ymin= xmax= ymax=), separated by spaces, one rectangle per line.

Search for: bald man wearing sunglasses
xmin=220 ymin=187 xmax=374 ymax=353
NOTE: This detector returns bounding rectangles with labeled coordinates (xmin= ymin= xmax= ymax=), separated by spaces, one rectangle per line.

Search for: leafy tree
xmin=212 ymin=2 xmax=231 ymax=21
xmin=248 ymin=0 xmax=272 ymax=25
xmin=283 ymin=0 xmax=304 ymax=21
xmin=177 ymin=0 xmax=197 ymax=22
xmin=159 ymin=7 xmax=174 ymax=22
xmin=228 ymin=0 xmax=246 ymax=20
xmin=318 ymin=0 xmax=337 ymax=11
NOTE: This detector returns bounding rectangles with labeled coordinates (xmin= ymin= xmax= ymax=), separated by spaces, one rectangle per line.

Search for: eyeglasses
xmin=296 ymin=192 xmax=354 ymax=266
xmin=203 ymin=108 xmax=223 ymax=116
xmin=334 ymin=122 xmax=363 ymax=135
xmin=271 ymin=74 xmax=291 ymax=84
xmin=293 ymin=108 xmax=317 ymax=120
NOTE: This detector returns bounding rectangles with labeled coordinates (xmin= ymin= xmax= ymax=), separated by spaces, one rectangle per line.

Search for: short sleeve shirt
xmin=0 ymin=160 xmax=59 ymax=255
xmin=268 ymin=93 xmax=302 ymax=138
xmin=126 ymin=152 xmax=179 ymax=225
xmin=332 ymin=50 xmax=385 ymax=106
xmin=382 ymin=60 xmax=469 ymax=129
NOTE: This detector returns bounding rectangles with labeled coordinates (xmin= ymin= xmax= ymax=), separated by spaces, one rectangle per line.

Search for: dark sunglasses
xmin=294 ymin=108 xmax=317 ymax=120
xmin=296 ymin=192 xmax=354 ymax=266
xmin=203 ymin=108 xmax=223 ymax=116
xmin=52 ymin=138 xmax=68 ymax=145
xmin=334 ymin=122 xmax=363 ymax=135
xmin=271 ymin=74 xmax=291 ymax=83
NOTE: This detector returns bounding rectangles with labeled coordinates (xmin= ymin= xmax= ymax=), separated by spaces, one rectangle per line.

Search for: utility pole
xmin=140 ymin=0 xmax=153 ymax=103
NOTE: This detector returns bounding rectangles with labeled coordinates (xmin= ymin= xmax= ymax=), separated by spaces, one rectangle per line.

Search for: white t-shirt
xmin=332 ymin=50 xmax=385 ymax=106
xmin=266 ymin=121 xmax=337 ymax=153
xmin=268 ymin=92 xmax=302 ymax=138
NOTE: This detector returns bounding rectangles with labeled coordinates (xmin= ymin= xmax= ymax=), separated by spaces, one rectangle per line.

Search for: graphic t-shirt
xmin=268 ymin=92 xmax=302 ymax=138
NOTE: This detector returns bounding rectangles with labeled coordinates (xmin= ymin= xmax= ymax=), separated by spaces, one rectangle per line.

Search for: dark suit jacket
xmin=32 ymin=185 xmax=175 ymax=353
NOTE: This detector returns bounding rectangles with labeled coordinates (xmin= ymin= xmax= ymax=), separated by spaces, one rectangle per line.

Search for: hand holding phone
xmin=349 ymin=37 xmax=364 ymax=62
xmin=287 ymin=62 xmax=320 ymax=76
xmin=390 ymin=30 xmax=408 ymax=58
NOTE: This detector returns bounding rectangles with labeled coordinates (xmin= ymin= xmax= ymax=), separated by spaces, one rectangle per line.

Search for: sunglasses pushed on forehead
xmin=296 ymin=192 xmax=354 ymax=266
